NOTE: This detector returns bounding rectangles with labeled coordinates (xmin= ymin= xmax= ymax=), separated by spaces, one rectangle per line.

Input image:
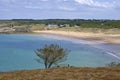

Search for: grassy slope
xmin=0 ymin=67 xmax=120 ymax=80
xmin=53 ymin=27 xmax=120 ymax=34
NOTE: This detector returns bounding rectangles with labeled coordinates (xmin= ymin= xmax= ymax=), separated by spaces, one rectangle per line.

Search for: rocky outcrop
xmin=0 ymin=27 xmax=32 ymax=33
xmin=14 ymin=28 xmax=32 ymax=33
xmin=0 ymin=27 xmax=15 ymax=33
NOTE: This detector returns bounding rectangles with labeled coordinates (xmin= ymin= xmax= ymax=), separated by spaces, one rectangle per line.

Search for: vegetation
xmin=35 ymin=44 xmax=69 ymax=68
xmin=0 ymin=67 xmax=120 ymax=80
xmin=107 ymin=62 xmax=120 ymax=67
xmin=0 ymin=19 xmax=120 ymax=33
xmin=0 ymin=19 xmax=120 ymax=80
xmin=0 ymin=19 xmax=120 ymax=29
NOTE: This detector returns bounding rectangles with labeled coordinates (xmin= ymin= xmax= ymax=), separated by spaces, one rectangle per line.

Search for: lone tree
xmin=35 ymin=44 xmax=69 ymax=68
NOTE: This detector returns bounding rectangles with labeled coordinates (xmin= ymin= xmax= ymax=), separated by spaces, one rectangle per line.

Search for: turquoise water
xmin=0 ymin=34 xmax=119 ymax=72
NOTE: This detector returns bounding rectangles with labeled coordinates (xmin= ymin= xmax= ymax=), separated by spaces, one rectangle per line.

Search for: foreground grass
xmin=0 ymin=67 xmax=120 ymax=80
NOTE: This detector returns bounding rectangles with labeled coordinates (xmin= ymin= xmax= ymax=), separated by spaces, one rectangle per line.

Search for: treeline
xmin=0 ymin=19 xmax=120 ymax=29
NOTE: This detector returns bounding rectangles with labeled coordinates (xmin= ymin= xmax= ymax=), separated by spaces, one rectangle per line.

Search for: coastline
xmin=33 ymin=30 xmax=120 ymax=60
xmin=33 ymin=30 xmax=120 ymax=44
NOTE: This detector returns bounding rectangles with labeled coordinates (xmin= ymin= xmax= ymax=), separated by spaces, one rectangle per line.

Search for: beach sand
xmin=34 ymin=30 xmax=120 ymax=44
xmin=33 ymin=30 xmax=120 ymax=59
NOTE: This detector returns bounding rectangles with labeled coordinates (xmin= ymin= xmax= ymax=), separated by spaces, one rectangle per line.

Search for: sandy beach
xmin=33 ymin=30 xmax=120 ymax=59
xmin=33 ymin=30 xmax=120 ymax=44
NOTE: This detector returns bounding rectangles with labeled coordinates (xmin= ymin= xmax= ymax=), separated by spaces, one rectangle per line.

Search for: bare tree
xmin=35 ymin=44 xmax=69 ymax=68
xmin=107 ymin=62 xmax=120 ymax=67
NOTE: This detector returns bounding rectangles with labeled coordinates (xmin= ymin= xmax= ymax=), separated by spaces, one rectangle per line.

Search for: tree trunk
xmin=45 ymin=61 xmax=48 ymax=69
xmin=48 ymin=62 xmax=53 ymax=68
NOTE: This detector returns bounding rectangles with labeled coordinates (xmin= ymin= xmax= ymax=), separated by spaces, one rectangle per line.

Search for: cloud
xmin=74 ymin=0 xmax=117 ymax=8
xmin=58 ymin=6 xmax=76 ymax=11
xmin=0 ymin=0 xmax=120 ymax=19
xmin=40 ymin=0 xmax=48 ymax=1
xmin=25 ymin=6 xmax=42 ymax=9
xmin=24 ymin=0 xmax=77 ymax=11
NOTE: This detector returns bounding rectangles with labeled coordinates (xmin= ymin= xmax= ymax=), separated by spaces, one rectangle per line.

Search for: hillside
xmin=0 ymin=67 xmax=120 ymax=80
xmin=0 ymin=19 xmax=120 ymax=29
xmin=0 ymin=19 xmax=120 ymax=34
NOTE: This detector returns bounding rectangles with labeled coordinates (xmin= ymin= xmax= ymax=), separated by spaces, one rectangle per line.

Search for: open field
xmin=0 ymin=67 xmax=120 ymax=80
xmin=54 ymin=27 xmax=120 ymax=34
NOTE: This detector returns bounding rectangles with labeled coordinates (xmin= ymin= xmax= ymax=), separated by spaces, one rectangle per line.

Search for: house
xmin=45 ymin=24 xmax=58 ymax=30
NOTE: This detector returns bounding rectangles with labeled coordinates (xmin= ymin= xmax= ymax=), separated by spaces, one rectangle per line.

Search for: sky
xmin=0 ymin=0 xmax=120 ymax=19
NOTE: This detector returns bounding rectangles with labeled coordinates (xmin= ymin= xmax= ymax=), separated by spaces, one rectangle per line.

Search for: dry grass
xmin=0 ymin=67 xmax=120 ymax=80
xmin=54 ymin=27 xmax=120 ymax=34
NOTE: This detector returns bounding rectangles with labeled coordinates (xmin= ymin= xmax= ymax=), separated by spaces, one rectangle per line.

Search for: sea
xmin=0 ymin=34 xmax=119 ymax=72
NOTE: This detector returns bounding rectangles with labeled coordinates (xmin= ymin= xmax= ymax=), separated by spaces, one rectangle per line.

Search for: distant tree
xmin=106 ymin=62 xmax=120 ymax=67
xmin=35 ymin=44 xmax=69 ymax=68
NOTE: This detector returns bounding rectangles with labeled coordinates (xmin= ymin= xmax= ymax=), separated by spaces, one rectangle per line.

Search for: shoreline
xmin=33 ymin=30 xmax=120 ymax=44
xmin=0 ymin=30 xmax=120 ymax=60
xmin=33 ymin=30 xmax=120 ymax=60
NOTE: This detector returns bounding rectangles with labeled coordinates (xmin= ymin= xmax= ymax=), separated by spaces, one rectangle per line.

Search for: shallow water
xmin=0 ymin=34 xmax=119 ymax=72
